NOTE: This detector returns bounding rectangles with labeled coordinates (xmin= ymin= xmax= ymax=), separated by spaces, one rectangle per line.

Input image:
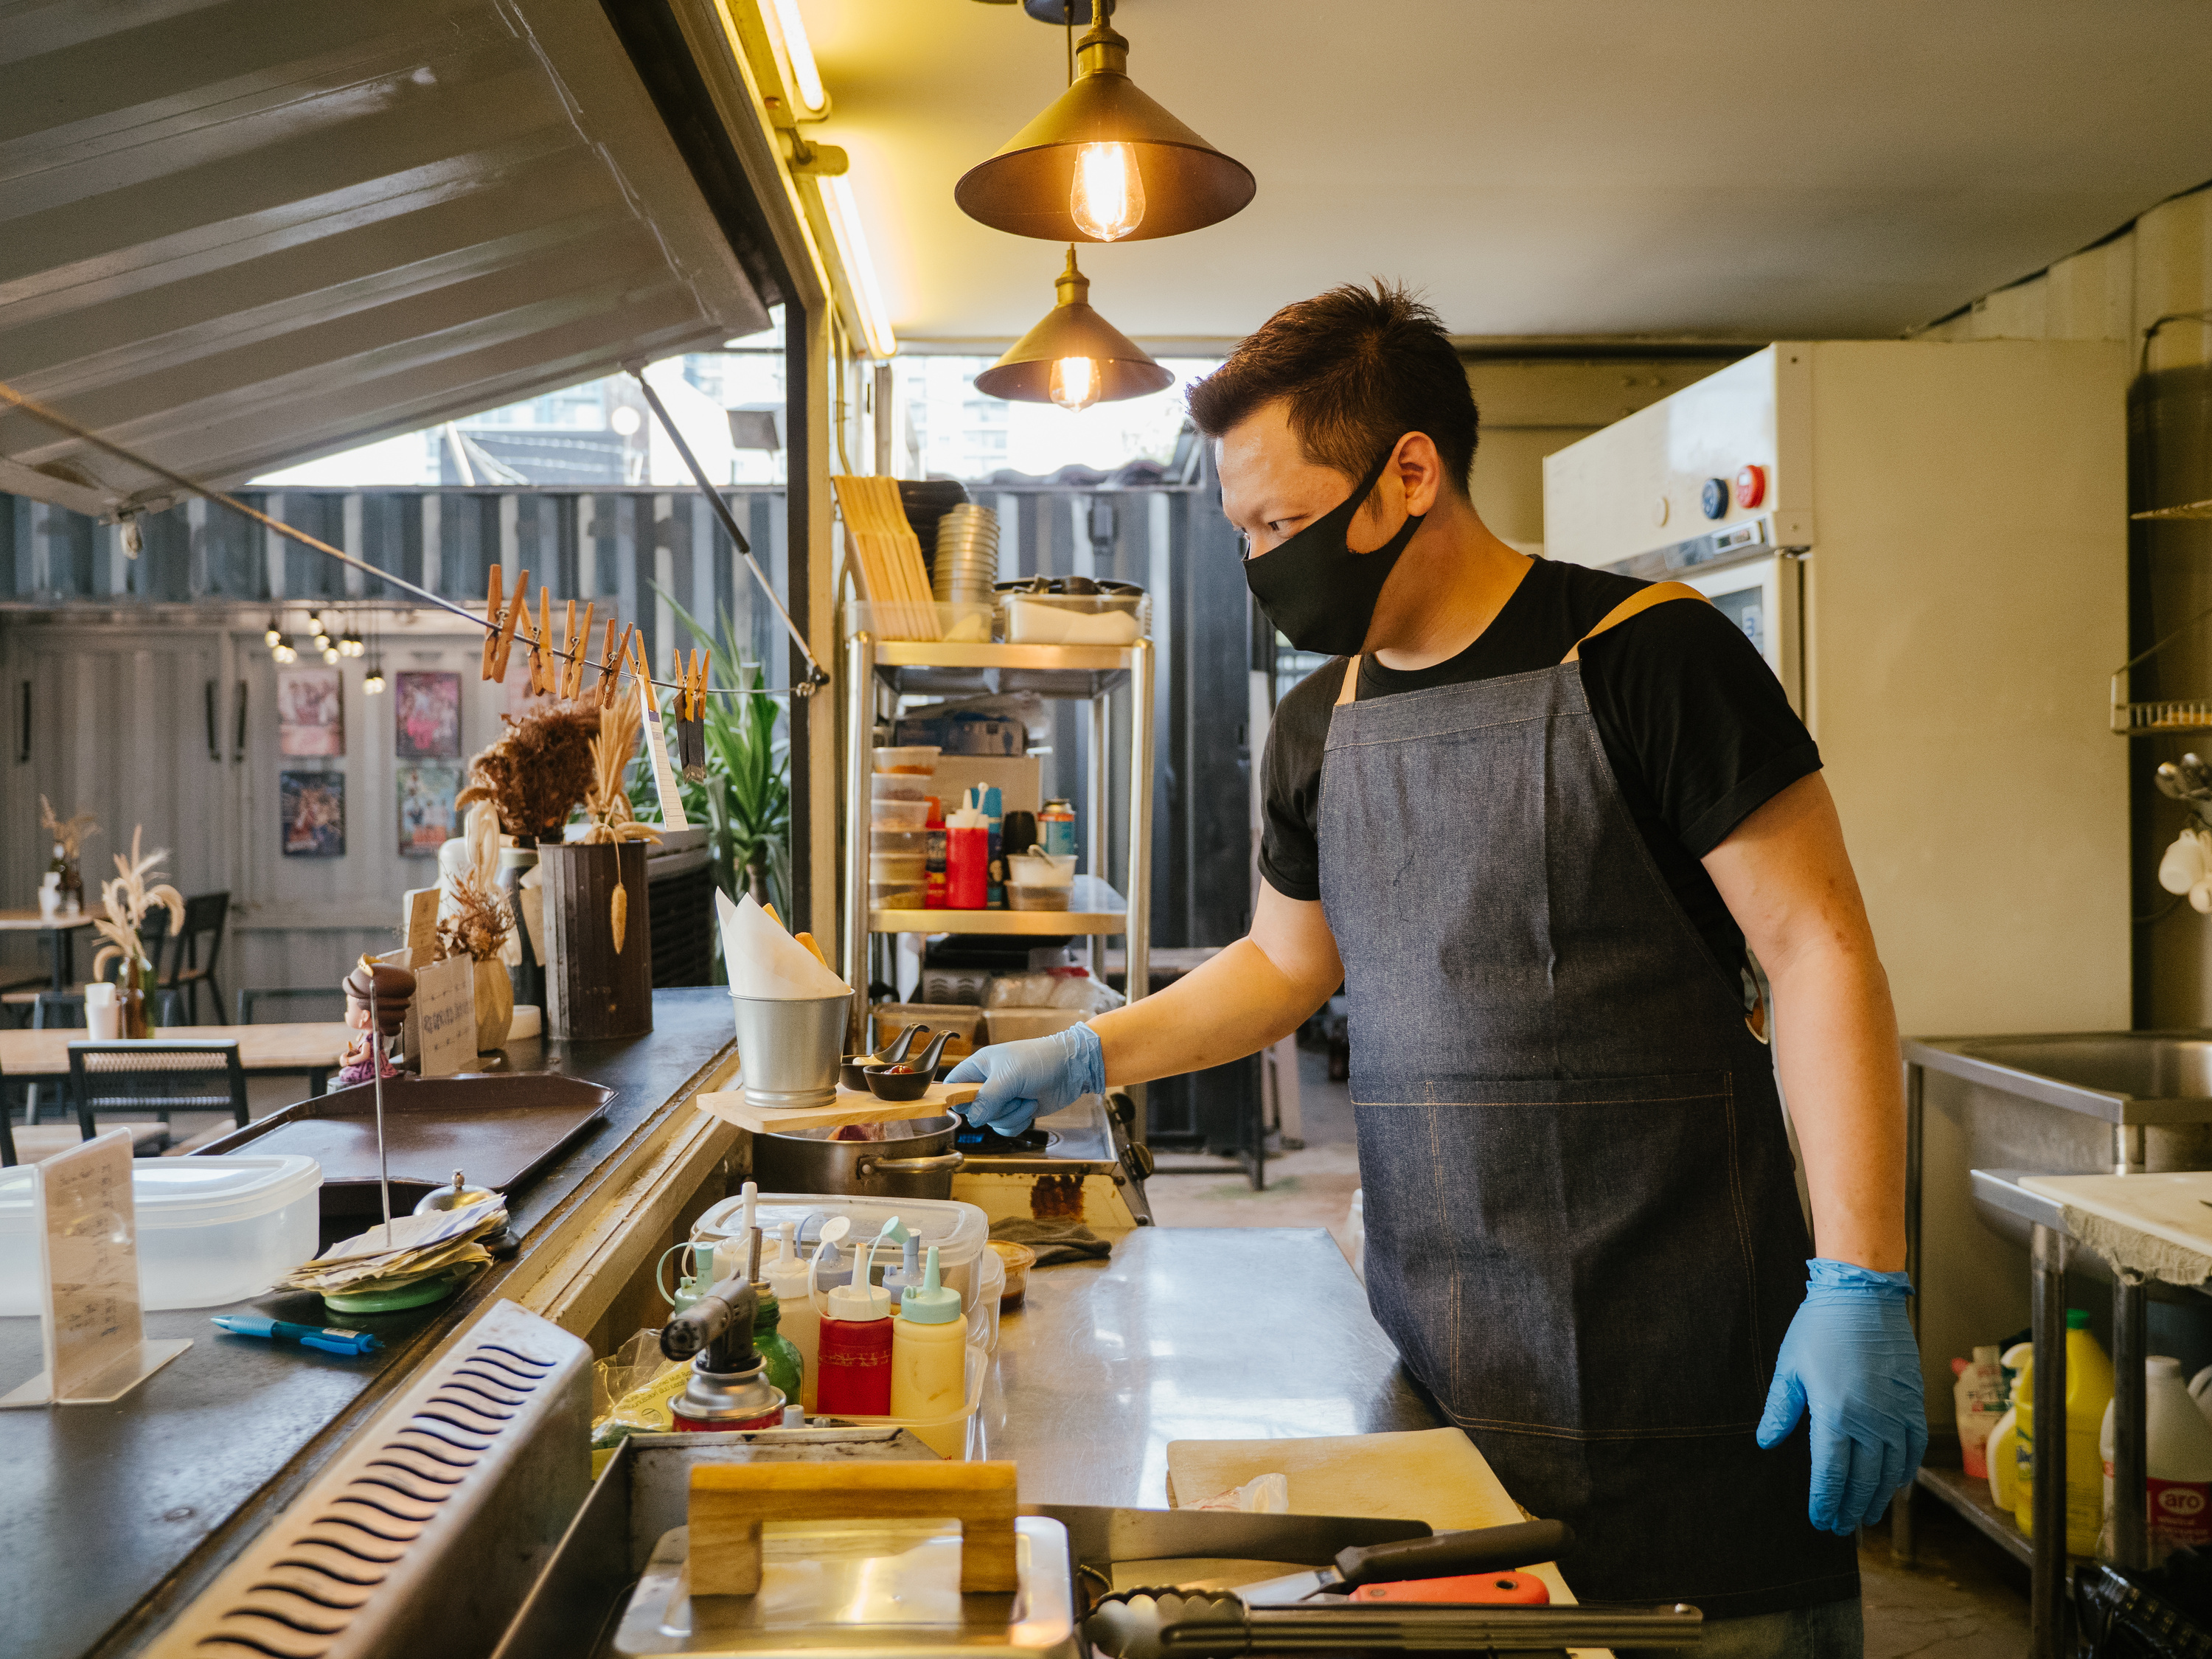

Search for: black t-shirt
xmin=1259 ymin=557 xmax=1820 ymax=981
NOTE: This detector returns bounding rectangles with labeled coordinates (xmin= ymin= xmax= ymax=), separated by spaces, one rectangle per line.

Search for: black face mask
xmin=1240 ymin=448 xmax=1425 ymax=656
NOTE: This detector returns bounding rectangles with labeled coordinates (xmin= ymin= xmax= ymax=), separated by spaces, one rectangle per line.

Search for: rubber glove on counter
xmin=1756 ymin=1257 xmax=1928 ymax=1534
xmin=946 ymin=1023 xmax=1105 ymax=1136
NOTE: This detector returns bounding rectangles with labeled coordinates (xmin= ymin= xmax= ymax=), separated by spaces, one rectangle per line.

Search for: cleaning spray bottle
xmin=891 ymin=1245 xmax=966 ymax=1422
xmin=813 ymin=1220 xmax=897 ymax=1415
xmin=766 ymin=1221 xmax=819 ymax=1411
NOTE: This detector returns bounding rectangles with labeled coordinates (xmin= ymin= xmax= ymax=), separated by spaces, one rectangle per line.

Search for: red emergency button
xmin=1733 ymin=465 xmax=1767 ymax=509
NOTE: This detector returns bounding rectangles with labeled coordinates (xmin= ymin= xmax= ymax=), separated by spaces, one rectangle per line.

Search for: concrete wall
xmin=1915 ymin=183 xmax=2212 ymax=1026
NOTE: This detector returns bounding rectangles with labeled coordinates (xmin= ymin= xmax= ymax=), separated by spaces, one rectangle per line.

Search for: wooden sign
xmin=638 ymin=677 xmax=690 ymax=831
xmin=0 ymin=1128 xmax=190 ymax=1408
xmin=403 ymin=886 xmax=439 ymax=955
xmin=413 ymin=953 xmax=477 ymax=1074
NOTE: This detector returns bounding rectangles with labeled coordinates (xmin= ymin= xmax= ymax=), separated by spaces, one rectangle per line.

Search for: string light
xmin=264 ymin=616 xmax=282 ymax=647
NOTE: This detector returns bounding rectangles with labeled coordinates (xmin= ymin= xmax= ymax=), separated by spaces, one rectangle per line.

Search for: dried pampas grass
xmin=90 ymin=825 xmax=184 ymax=981
xmin=456 ymin=700 xmax=601 ymax=841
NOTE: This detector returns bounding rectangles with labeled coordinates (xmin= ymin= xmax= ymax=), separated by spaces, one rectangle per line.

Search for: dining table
xmin=0 ymin=909 xmax=95 ymax=995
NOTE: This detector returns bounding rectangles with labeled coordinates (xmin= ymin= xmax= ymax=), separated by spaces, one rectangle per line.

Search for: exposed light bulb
xmin=1049 ymin=356 xmax=1101 ymax=412
xmin=340 ymin=633 xmax=364 ymax=657
xmin=264 ymin=618 xmax=282 ymax=647
xmin=274 ymin=641 xmax=297 ymax=664
xmin=363 ymin=666 xmax=386 ymax=695
xmin=1070 ymin=142 xmax=1144 ymax=243
xmin=321 ymin=645 xmax=340 ymax=664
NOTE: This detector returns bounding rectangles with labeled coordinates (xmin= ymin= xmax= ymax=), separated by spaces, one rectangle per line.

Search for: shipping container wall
xmin=1916 ymin=181 xmax=2212 ymax=1028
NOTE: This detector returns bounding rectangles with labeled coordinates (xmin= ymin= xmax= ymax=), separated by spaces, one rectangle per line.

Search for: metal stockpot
xmin=748 ymin=1113 xmax=967 ymax=1199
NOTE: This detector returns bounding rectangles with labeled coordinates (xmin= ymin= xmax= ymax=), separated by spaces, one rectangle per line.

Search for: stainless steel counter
xmin=973 ymin=1226 xmax=1439 ymax=1503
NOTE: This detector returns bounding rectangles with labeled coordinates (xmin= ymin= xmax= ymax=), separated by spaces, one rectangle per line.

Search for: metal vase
xmin=730 ymin=992 xmax=850 ymax=1110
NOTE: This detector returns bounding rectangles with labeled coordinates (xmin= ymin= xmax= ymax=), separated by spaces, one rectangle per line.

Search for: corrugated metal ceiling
xmin=0 ymin=0 xmax=773 ymax=516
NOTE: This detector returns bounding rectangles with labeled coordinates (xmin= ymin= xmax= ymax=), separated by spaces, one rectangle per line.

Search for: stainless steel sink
xmin=1906 ymin=1032 xmax=2212 ymax=1124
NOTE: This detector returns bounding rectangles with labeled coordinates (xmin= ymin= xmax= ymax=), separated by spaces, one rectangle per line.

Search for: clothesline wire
xmin=0 ymin=377 xmax=811 ymax=700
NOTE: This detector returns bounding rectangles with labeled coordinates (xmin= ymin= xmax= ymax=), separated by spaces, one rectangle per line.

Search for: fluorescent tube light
xmin=823 ymin=173 xmax=897 ymax=359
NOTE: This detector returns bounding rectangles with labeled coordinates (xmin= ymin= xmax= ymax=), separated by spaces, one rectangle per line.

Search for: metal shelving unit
xmin=840 ymin=632 xmax=1154 ymax=1106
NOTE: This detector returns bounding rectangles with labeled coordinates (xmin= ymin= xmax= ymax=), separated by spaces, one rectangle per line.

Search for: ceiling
xmin=801 ymin=0 xmax=2212 ymax=347
xmin=0 ymin=0 xmax=771 ymax=515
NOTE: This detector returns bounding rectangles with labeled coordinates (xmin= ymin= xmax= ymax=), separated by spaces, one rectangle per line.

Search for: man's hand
xmin=1756 ymin=1258 xmax=1927 ymax=1534
xmin=945 ymin=1024 xmax=1105 ymax=1136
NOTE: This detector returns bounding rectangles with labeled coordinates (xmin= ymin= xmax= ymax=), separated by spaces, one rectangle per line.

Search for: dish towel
xmin=990 ymin=1217 xmax=1113 ymax=1265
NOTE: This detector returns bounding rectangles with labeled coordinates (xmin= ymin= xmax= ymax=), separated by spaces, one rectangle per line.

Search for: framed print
xmin=397 ymin=761 xmax=459 ymax=858
xmin=279 ymin=771 xmax=345 ymax=857
xmin=276 ymin=667 xmax=344 ymax=757
xmin=394 ymin=671 xmax=461 ymax=759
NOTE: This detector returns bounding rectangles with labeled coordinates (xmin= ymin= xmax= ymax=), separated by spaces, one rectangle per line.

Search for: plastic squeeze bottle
xmin=2015 ymin=1310 xmax=2115 ymax=1554
xmin=814 ymin=1236 xmax=894 ymax=1416
xmin=2098 ymin=1355 xmax=2212 ymax=1561
xmin=891 ymin=1246 xmax=967 ymax=1421
xmin=765 ymin=1222 xmax=819 ymax=1411
xmin=945 ymin=791 xmax=990 ymax=911
xmin=1954 ymin=1345 xmax=2008 ymax=1479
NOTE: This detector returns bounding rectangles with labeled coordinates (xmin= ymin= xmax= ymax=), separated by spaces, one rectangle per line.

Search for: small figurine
xmin=337 ymin=956 xmax=416 ymax=1087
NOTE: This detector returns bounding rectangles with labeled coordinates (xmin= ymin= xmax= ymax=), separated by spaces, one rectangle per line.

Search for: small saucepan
xmin=866 ymin=1032 xmax=953 ymax=1101
xmin=750 ymin=1113 xmax=967 ymax=1199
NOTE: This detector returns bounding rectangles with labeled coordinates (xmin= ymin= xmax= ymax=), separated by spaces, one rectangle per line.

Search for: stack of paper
xmin=274 ymin=1197 xmax=508 ymax=1298
xmin=716 ymin=889 xmax=849 ymax=1000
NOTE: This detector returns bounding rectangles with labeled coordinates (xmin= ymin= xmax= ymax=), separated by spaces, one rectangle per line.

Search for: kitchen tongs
xmin=1086 ymin=1591 xmax=1704 ymax=1658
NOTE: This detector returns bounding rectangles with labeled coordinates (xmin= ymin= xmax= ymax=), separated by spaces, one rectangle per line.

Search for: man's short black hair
xmin=1187 ymin=281 xmax=1477 ymax=497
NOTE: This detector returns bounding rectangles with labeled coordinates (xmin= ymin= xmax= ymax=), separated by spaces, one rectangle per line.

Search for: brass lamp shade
xmin=973 ymin=251 xmax=1175 ymax=404
xmin=956 ymin=14 xmax=1255 ymax=242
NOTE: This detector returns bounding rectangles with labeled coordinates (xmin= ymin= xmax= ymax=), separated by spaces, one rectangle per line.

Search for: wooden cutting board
xmin=694 ymin=1079 xmax=979 ymax=1134
xmin=1165 ymin=1428 xmax=1579 ymax=1610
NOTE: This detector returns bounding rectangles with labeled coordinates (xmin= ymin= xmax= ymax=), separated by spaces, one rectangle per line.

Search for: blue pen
xmin=211 ymin=1315 xmax=382 ymax=1357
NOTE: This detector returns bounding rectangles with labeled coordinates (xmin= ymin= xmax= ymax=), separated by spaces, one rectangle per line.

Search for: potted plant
xmin=538 ymin=692 xmax=660 ymax=1039
xmin=40 ymin=796 xmax=99 ymax=916
xmin=88 ymin=827 xmax=184 ymax=1038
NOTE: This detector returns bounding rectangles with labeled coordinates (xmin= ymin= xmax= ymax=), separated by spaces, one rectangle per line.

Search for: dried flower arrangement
xmin=454 ymin=700 xmax=601 ymax=841
xmin=577 ymin=692 xmax=659 ymax=953
xmin=91 ymin=826 xmax=184 ymax=981
xmin=436 ymin=803 xmax=513 ymax=964
xmin=39 ymin=796 xmax=100 ymax=858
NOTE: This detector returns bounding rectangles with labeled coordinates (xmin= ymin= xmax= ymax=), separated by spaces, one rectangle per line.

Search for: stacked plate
xmin=933 ymin=504 xmax=1001 ymax=605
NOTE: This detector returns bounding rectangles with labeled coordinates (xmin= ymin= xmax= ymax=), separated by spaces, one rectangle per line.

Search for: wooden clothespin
xmin=595 ymin=619 xmax=625 ymax=708
xmin=630 ymin=630 xmax=655 ymax=706
xmin=532 ymin=587 xmax=553 ymax=695
xmin=480 ymin=566 xmax=504 ymax=681
xmin=562 ymin=601 xmax=593 ymax=700
xmin=488 ymin=568 xmax=529 ymax=683
xmin=687 ymin=650 xmax=710 ymax=720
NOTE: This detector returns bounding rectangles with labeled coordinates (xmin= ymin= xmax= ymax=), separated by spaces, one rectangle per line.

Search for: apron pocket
xmin=1354 ymin=1071 xmax=1767 ymax=1438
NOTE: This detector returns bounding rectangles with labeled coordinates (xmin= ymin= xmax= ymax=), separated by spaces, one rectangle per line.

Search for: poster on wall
xmin=276 ymin=667 xmax=344 ymax=757
xmin=279 ymin=771 xmax=345 ymax=858
xmin=397 ymin=762 xmax=459 ymax=858
xmin=394 ymin=672 xmax=461 ymax=759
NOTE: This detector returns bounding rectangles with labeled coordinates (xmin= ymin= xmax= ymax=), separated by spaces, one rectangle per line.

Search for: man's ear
xmin=1394 ymin=432 xmax=1444 ymax=517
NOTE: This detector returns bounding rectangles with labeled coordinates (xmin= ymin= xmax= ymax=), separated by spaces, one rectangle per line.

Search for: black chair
xmin=154 ymin=893 xmax=228 ymax=1026
xmin=19 ymin=991 xmax=84 ymax=1126
xmin=67 ymin=1040 xmax=248 ymax=1145
xmin=237 ymin=987 xmax=346 ymax=1023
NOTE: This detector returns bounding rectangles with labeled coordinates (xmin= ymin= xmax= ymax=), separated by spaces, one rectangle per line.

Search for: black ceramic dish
xmin=865 ymin=1030 xmax=954 ymax=1101
xmin=844 ymin=1023 xmax=928 ymax=1091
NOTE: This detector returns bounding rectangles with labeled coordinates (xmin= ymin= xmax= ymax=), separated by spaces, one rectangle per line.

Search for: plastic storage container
xmin=872 ymin=800 xmax=931 ymax=831
xmin=869 ymin=880 xmax=928 ymax=910
xmin=1006 ymin=884 xmax=1073 ymax=911
xmin=984 ymin=1006 xmax=1088 ymax=1044
xmin=999 ymin=591 xmax=1150 ymax=645
xmin=871 ymin=773 xmax=931 ymax=803
xmin=0 ymin=1154 xmax=321 ymax=1313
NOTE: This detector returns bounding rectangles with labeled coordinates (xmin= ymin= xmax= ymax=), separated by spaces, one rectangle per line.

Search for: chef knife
xmin=1023 ymin=1503 xmax=1430 ymax=1570
xmin=1231 ymin=1518 xmax=1573 ymax=1605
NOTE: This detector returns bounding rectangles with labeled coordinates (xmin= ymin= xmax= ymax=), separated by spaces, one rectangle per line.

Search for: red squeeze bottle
xmin=815 ymin=1276 xmax=894 ymax=1415
xmin=945 ymin=790 xmax=990 ymax=910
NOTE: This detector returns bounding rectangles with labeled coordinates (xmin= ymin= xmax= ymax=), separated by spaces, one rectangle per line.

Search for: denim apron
xmin=1317 ymin=586 xmax=1857 ymax=1620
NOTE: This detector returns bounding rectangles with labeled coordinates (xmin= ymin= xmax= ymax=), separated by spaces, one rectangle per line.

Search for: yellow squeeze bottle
xmin=891 ymin=1245 xmax=967 ymax=1434
xmin=2015 ymin=1311 xmax=2115 ymax=1555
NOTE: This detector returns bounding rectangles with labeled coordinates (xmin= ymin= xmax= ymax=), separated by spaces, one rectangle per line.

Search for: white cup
xmin=85 ymin=982 xmax=121 ymax=1041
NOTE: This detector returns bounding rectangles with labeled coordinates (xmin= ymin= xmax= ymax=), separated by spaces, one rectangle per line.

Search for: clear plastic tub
xmin=1006 ymin=852 xmax=1076 ymax=887
xmin=1006 ymin=884 xmax=1071 ymax=911
xmin=984 ymin=1006 xmax=1088 ymax=1044
xmin=1000 ymin=591 xmax=1150 ymax=645
xmin=872 ymin=799 xmax=930 ymax=831
xmin=873 ymin=745 xmax=941 ymax=775
xmin=871 ymin=773 xmax=931 ymax=802
xmin=0 ymin=1153 xmax=321 ymax=1313
xmin=871 ymin=829 xmax=928 ymax=855
xmin=870 ymin=880 xmax=928 ymax=909
xmin=871 ymin=1003 xmax=985 ymax=1065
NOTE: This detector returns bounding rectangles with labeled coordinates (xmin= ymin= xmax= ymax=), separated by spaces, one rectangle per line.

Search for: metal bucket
xmin=730 ymin=992 xmax=850 ymax=1110
xmin=750 ymin=1114 xmax=966 ymax=1199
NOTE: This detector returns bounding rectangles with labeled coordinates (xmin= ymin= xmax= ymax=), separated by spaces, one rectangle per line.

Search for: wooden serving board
xmin=694 ymin=1079 xmax=980 ymax=1134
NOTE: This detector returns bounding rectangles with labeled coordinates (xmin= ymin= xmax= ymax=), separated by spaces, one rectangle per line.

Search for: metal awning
xmin=0 ymin=0 xmax=773 ymax=518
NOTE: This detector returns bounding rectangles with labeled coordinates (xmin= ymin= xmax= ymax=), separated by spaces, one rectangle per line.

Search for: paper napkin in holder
xmin=715 ymin=888 xmax=851 ymax=1000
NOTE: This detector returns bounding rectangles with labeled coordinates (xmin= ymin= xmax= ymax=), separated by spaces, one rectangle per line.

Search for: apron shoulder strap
xmin=1560 ymin=580 xmax=1708 ymax=664
xmin=1335 ymin=655 xmax=1361 ymax=707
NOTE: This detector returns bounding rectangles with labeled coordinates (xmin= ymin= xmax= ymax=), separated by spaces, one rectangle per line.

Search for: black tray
xmin=195 ymin=1072 xmax=614 ymax=1220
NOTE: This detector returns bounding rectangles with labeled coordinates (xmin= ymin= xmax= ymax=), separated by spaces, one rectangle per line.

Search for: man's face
xmin=1217 ymin=400 xmax=1395 ymax=557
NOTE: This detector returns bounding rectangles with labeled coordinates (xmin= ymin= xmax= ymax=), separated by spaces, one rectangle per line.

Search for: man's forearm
xmin=1767 ymin=939 xmax=1907 ymax=1273
xmin=1090 ymin=936 xmax=1332 ymax=1087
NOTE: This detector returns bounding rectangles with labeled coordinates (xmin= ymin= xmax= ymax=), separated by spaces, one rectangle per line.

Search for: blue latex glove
xmin=1756 ymin=1258 xmax=1928 ymax=1534
xmin=945 ymin=1024 xmax=1105 ymax=1136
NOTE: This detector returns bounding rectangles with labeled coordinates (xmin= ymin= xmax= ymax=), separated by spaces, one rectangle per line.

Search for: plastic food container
xmin=695 ymin=1192 xmax=992 ymax=1330
xmin=990 ymin=1239 xmax=1036 ymax=1311
xmin=0 ymin=1153 xmax=321 ymax=1314
xmin=1001 ymin=591 xmax=1150 ymax=645
xmin=1006 ymin=851 xmax=1077 ymax=887
xmin=873 ymin=745 xmax=941 ymax=775
xmin=869 ymin=860 xmax=926 ymax=888
xmin=871 ymin=1002 xmax=984 ymax=1065
xmin=872 ymin=799 xmax=930 ymax=831
xmin=871 ymin=773 xmax=931 ymax=803
xmin=1006 ymin=884 xmax=1072 ymax=911
xmin=869 ymin=880 xmax=928 ymax=910
xmin=872 ymin=828 xmax=928 ymax=855
xmin=984 ymin=1006 xmax=1088 ymax=1044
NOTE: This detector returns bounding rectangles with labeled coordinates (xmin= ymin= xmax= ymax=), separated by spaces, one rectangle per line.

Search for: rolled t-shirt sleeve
xmin=1580 ymin=599 xmax=1822 ymax=858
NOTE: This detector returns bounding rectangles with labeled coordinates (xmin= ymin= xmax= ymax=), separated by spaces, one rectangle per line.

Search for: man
xmin=949 ymin=284 xmax=1923 ymax=1655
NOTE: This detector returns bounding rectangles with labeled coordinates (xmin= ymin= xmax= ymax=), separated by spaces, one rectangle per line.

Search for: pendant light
xmin=973 ymin=248 xmax=1173 ymax=410
xmin=956 ymin=1 xmax=1253 ymax=243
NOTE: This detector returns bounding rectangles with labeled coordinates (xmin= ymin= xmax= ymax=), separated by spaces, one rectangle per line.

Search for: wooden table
xmin=0 ymin=1021 xmax=349 ymax=1093
xmin=0 ymin=911 xmax=94 ymax=994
